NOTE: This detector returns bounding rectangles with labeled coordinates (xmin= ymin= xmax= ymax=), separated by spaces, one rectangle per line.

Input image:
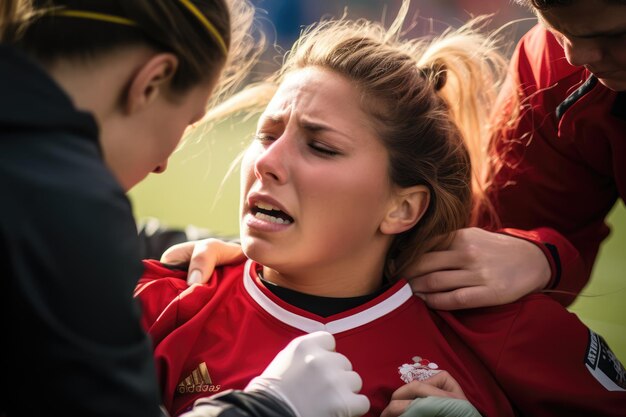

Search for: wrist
xmin=245 ymin=377 xmax=301 ymax=417
xmin=498 ymin=228 xmax=554 ymax=291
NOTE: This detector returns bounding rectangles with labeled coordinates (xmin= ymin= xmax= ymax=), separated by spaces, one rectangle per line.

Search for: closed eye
xmin=309 ymin=141 xmax=340 ymax=157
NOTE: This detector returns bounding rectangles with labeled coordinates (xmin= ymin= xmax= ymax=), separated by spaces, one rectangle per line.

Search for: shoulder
xmin=135 ymin=260 xmax=190 ymax=302
xmin=135 ymin=260 xmax=198 ymax=329
xmin=0 ymin=126 xmax=125 ymax=222
xmin=503 ymin=293 xmax=590 ymax=342
xmin=444 ymin=293 xmax=581 ymax=333
xmin=0 ymin=129 xmax=138 ymax=275
xmin=437 ymin=294 xmax=587 ymax=362
xmin=136 ymin=259 xmax=248 ymax=293
xmin=0 ymin=126 xmax=143 ymax=315
xmin=136 ymin=259 xmax=249 ymax=332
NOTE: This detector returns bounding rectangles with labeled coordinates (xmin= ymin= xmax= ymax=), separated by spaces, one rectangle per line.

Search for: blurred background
xmin=129 ymin=0 xmax=626 ymax=359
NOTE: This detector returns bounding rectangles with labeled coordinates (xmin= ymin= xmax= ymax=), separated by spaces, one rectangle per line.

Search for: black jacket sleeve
xmin=182 ymin=390 xmax=297 ymax=417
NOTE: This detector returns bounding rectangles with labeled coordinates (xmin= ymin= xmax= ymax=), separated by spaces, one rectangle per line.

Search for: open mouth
xmin=251 ymin=202 xmax=294 ymax=225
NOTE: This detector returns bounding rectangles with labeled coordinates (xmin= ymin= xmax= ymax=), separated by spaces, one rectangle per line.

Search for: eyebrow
xmin=258 ymin=115 xmax=284 ymax=128
xmin=300 ymin=120 xmax=340 ymax=134
xmin=301 ymin=114 xmax=360 ymax=140
xmin=260 ymin=115 xmax=350 ymax=139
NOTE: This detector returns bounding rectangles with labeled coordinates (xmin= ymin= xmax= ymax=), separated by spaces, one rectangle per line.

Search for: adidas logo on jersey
xmin=177 ymin=362 xmax=221 ymax=394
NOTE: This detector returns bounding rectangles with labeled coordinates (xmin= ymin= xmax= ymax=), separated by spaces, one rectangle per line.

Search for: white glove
xmin=245 ymin=331 xmax=370 ymax=417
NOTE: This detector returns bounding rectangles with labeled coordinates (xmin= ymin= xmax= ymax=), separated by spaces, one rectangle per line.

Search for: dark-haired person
xmin=0 ymin=2 xmax=368 ymax=417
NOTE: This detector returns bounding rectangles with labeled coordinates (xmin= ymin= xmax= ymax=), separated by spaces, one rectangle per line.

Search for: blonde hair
xmin=205 ymin=0 xmax=263 ymax=113
xmin=0 ymin=0 xmax=31 ymax=40
xmin=213 ymin=0 xmax=508 ymax=279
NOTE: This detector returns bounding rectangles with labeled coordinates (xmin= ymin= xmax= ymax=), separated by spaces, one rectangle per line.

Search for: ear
xmin=125 ymin=53 xmax=179 ymax=115
xmin=380 ymin=185 xmax=430 ymax=235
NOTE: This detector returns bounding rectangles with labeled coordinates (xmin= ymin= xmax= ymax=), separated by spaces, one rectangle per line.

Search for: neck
xmin=261 ymin=252 xmax=388 ymax=298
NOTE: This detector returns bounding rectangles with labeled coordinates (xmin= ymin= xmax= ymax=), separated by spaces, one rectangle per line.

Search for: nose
xmin=563 ymin=37 xmax=603 ymax=68
xmin=254 ymin=136 xmax=290 ymax=184
xmin=152 ymin=160 xmax=168 ymax=174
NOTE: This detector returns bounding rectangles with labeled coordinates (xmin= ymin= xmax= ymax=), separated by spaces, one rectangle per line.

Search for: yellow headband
xmin=177 ymin=0 xmax=228 ymax=55
xmin=52 ymin=2 xmax=228 ymax=56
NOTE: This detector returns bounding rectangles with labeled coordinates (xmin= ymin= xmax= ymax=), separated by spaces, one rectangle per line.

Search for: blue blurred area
xmin=251 ymin=0 xmax=535 ymax=53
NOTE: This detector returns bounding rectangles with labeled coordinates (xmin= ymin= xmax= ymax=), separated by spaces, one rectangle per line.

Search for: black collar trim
xmin=556 ymin=75 xmax=598 ymax=121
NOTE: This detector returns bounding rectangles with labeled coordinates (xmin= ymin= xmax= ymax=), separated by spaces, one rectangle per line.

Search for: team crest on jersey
xmin=398 ymin=356 xmax=441 ymax=383
xmin=177 ymin=362 xmax=221 ymax=394
xmin=585 ymin=330 xmax=626 ymax=392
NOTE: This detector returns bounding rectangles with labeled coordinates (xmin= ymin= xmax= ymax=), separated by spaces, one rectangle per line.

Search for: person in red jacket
xmin=404 ymin=0 xmax=626 ymax=309
xmin=136 ymin=4 xmax=626 ymax=416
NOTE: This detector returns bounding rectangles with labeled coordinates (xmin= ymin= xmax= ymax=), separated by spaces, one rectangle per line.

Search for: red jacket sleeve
xmin=477 ymin=24 xmax=620 ymax=306
xmin=442 ymin=295 xmax=626 ymax=416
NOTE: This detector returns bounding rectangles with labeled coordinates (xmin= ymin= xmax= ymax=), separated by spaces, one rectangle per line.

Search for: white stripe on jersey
xmin=242 ymin=259 xmax=413 ymax=334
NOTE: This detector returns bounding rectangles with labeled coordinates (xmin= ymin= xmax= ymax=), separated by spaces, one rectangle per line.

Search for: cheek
xmin=152 ymin=119 xmax=186 ymax=163
xmin=163 ymin=131 xmax=183 ymax=158
xmin=240 ymin=147 xmax=258 ymax=198
xmin=305 ymin=164 xmax=391 ymax=227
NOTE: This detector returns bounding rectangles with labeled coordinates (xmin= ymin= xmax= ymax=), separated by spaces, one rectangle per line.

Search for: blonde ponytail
xmin=416 ymin=16 xmax=508 ymax=221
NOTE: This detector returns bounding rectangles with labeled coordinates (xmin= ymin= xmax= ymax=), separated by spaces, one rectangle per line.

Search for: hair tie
xmin=419 ymin=62 xmax=447 ymax=91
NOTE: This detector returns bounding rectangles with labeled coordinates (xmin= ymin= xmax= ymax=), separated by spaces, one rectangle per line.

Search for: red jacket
xmin=478 ymin=24 xmax=626 ymax=305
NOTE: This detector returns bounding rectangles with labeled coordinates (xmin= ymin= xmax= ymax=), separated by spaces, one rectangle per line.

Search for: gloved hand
xmin=399 ymin=396 xmax=482 ymax=417
xmin=245 ymin=331 xmax=370 ymax=417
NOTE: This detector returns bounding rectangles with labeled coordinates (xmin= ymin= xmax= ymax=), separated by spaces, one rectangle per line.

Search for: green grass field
xmin=129 ymin=117 xmax=626 ymax=361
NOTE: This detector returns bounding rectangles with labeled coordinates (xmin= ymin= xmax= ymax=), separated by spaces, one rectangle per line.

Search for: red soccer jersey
xmin=136 ymin=259 xmax=626 ymax=417
xmin=478 ymin=24 xmax=626 ymax=306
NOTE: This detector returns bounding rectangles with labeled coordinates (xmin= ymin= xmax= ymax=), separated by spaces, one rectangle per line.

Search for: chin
xmin=596 ymin=77 xmax=626 ymax=92
xmin=240 ymin=237 xmax=271 ymax=265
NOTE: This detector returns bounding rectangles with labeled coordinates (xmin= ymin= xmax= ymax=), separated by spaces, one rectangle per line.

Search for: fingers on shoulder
xmin=161 ymin=240 xmax=196 ymax=263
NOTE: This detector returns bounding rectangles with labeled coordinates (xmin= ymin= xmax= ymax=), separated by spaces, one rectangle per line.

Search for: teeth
xmin=254 ymin=212 xmax=292 ymax=225
xmin=255 ymin=202 xmax=278 ymax=211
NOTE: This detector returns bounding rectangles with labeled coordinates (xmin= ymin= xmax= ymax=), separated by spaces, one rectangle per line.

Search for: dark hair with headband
xmin=0 ymin=0 xmax=234 ymax=92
